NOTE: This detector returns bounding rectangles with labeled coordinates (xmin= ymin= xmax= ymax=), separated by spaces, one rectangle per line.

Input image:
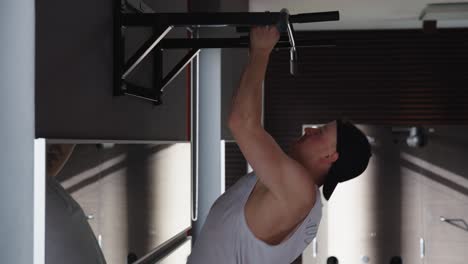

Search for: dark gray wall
xmin=36 ymin=0 xmax=189 ymax=140
xmin=36 ymin=0 xmax=249 ymax=140
xmin=0 ymin=1 xmax=36 ymax=263
xmin=224 ymin=142 xmax=247 ymax=189
xmin=220 ymin=2 xmax=249 ymax=140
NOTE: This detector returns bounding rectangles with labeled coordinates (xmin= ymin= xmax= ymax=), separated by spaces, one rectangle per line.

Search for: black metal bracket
xmin=114 ymin=0 xmax=339 ymax=104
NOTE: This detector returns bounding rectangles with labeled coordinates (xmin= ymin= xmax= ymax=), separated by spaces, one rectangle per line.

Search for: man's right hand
xmin=249 ymin=26 xmax=280 ymax=56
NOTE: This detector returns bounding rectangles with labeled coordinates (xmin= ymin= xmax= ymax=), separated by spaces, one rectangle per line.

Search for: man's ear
xmin=321 ymin=152 xmax=339 ymax=165
xmin=330 ymin=152 xmax=339 ymax=163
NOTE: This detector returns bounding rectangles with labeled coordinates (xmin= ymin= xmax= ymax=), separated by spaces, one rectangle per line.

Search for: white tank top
xmin=187 ymin=172 xmax=323 ymax=264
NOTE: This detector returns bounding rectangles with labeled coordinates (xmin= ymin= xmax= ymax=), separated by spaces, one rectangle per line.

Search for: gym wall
xmin=265 ymin=29 xmax=468 ymax=151
xmin=36 ymin=0 xmax=190 ymax=140
xmin=224 ymin=142 xmax=247 ymax=190
xmin=302 ymin=125 xmax=468 ymax=264
xmin=57 ymin=143 xmax=191 ymax=263
xmin=36 ymin=0 xmax=249 ymax=141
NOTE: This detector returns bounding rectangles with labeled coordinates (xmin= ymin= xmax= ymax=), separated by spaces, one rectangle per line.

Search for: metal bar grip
xmin=276 ymin=9 xmax=289 ymax=33
xmin=290 ymin=47 xmax=298 ymax=75
xmin=290 ymin=11 xmax=340 ymax=23
xmin=285 ymin=14 xmax=299 ymax=75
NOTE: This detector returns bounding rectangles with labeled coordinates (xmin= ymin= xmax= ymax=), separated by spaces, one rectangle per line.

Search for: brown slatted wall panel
xmin=225 ymin=142 xmax=247 ymax=190
xmin=265 ymin=29 xmax=468 ymax=150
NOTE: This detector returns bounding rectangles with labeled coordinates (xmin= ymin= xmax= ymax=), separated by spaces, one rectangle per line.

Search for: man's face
xmin=46 ymin=144 xmax=75 ymax=177
xmin=292 ymin=121 xmax=338 ymax=167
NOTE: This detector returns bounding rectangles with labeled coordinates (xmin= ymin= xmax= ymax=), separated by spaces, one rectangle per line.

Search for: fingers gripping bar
xmin=242 ymin=10 xmax=339 ymax=75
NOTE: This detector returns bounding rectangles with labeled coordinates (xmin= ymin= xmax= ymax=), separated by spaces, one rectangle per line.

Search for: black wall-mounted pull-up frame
xmin=114 ymin=0 xmax=339 ymax=104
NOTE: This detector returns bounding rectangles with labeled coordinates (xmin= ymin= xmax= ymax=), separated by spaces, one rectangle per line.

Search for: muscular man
xmin=187 ymin=26 xmax=371 ymax=264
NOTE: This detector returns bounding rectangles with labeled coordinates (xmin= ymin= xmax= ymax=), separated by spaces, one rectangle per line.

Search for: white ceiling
xmin=250 ymin=0 xmax=468 ymax=29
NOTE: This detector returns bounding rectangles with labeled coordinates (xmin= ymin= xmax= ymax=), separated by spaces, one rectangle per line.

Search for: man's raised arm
xmin=228 ymin=26 xmax=315 ymax=206
xmin=228 ymin=26 xmax=276 ymax=128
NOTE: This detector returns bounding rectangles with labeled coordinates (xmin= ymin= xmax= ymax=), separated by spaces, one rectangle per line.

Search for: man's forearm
xmin=229 ymin=51 xmax=270 ymax=127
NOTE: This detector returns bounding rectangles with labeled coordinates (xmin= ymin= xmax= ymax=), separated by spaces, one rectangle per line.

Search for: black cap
xmin=323 ymin=120 xmax=372 ymax=200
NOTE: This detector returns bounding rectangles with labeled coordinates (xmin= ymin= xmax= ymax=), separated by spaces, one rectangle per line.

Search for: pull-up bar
xmin=121 ymin=11 xmax=339 ymax=27
xmin=114 ymin=1 xmax=340 ymax=104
